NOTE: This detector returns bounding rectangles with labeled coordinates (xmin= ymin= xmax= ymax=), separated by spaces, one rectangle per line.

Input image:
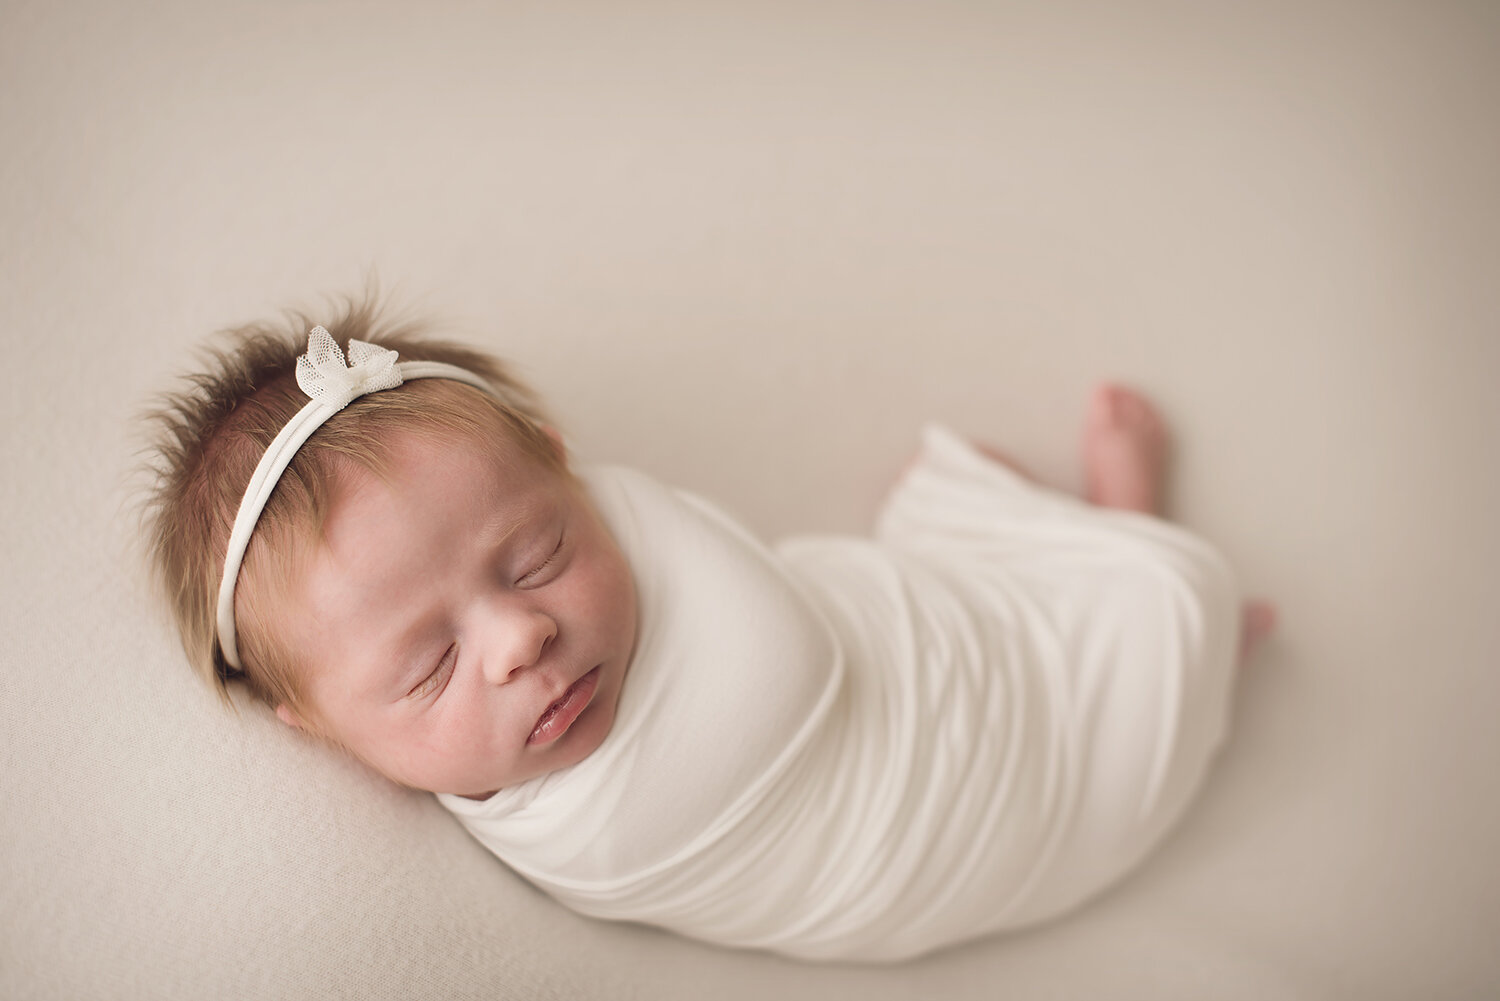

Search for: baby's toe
xmin=1087 ymin=382 xmax=1122 ymax=428
xmin=1115 ymin=385 xmax=1146 ymax=421
xmin=1116 ymin=386 xmax=1166 ymax=436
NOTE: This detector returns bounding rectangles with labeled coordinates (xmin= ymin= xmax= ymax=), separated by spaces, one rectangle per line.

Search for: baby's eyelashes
xmin=408 ymin=643 xmax=458 ymax=700
xmin=516 ymin=532 xmax=566 ymax=587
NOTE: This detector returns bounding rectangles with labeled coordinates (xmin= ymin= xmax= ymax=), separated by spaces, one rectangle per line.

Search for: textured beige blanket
xmin=3 ymin=2 xmax=1496 ymax=997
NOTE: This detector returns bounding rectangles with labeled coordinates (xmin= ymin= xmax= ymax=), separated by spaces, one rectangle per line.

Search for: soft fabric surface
xmin=445 ymin=427 xmax=1239 ymax=961
xmin=3 ymin=2 xmax=1497 ymax=998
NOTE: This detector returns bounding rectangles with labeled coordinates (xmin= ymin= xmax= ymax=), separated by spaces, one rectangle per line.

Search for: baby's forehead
xmin=317 ymin=429 xmax=557 ymax=547
xmin=342 ymin=425 xmax=539 ymax=495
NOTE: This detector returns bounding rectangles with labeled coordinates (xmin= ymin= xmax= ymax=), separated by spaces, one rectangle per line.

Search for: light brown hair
xmin=139 ymin=292 xmax=558 ymax=721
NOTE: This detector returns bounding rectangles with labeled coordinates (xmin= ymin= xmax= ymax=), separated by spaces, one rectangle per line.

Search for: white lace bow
xmin=295 ymin=325 xmax=403 ymax=409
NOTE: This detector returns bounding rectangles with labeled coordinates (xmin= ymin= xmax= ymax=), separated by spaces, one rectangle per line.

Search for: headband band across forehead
xmin=215 ymin=326 xmax=499 ymax=671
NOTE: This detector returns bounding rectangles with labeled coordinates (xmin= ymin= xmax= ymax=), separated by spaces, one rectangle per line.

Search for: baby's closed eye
xmin=408 ymin=643 xmax=458 ymax=700
xmin=516 ymin=531 xmax=565 ymax=587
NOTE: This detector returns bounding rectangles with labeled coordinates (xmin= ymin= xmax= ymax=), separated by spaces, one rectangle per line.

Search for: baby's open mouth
xmin=527 ymin=667 xmax=600 ymax=746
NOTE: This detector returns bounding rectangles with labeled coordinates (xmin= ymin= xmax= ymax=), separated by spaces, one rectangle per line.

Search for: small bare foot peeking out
xmin=1082 ymin=382 xmax=1168 ymax=516
xmin=1077 ymin=381 xmax=1275 ymax=663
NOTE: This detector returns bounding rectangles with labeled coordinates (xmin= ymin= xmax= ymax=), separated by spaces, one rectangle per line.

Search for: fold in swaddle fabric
xmin=439 ymin=423 xmax=1241 ymax=961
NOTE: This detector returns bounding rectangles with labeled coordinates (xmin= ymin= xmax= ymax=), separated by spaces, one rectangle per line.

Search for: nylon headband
xmin=215 ymin=326 xmax=499 ymax=670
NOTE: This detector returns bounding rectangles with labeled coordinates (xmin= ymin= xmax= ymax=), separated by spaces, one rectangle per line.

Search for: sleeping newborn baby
xmin=142 ymin=299 xmax=1272 ymax=962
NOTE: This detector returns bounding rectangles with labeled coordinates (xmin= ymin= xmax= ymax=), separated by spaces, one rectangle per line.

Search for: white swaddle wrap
xmin=439 ymin=424 xmax=1241 ymax=961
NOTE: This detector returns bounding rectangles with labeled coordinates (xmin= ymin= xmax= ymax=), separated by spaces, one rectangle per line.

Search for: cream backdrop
xmin=2 ymin=2 xmax=1497 ymax=998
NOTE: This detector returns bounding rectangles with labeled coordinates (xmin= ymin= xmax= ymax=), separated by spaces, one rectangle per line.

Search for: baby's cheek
xmin=566 ymin=555 xmax=620 ymax=618
xmin=607 ymin=552 xmax=639 ymax=638
xmin=444 ymin=696 xmax=519 ymax=764
xmin=403 ymin=708 xmax=473 ymax=776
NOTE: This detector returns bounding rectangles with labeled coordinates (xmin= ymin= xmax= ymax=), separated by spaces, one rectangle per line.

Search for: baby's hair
xmin=139 ymin=290 xmax=558 ymax=722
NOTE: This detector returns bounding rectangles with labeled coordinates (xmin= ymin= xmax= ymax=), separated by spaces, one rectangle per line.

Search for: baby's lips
xmin=527 ymin=666 xmax=600 ymax=745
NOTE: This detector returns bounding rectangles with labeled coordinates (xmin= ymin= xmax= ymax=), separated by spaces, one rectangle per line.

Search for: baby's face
xmin=271 ymin=427 xmax=637 ymax=799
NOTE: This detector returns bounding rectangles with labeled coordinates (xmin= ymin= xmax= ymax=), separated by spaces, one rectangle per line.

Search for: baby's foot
xmin=1082 ymin=383 xmax=1169 ymax=515
xmin=1240 ymin=600 xmax=1277 ymax=660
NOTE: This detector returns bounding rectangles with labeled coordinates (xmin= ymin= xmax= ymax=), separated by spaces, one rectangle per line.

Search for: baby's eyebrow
xmin=476 ymin=496 xmax=558 ymax=553
xmin=476 ymin=509 xmax=528 ymax=551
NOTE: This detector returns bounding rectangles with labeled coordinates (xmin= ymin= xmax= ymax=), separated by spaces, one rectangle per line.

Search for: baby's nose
xmin=480 ymin=609 xmax=558 ymax=686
